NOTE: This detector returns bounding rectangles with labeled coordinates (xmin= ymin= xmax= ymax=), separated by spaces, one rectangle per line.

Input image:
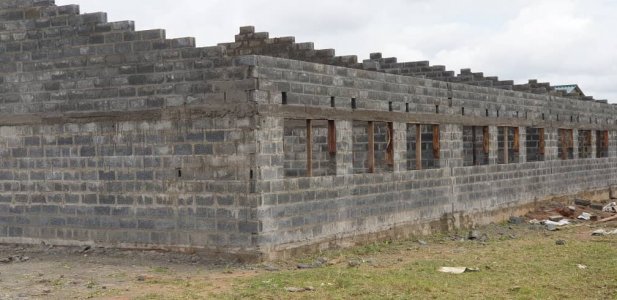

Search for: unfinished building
xmin=1 ymin=0 xmax=616 ymax=260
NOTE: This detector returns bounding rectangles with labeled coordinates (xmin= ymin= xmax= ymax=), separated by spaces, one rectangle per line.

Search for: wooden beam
xmin=539 ymin=128 xmax=545 ymax=155
xmin=368 ymin=121 xmax=375 ymax=173
xmin=559 ymin=129 xmax=564 ymax=160
xmin=386 ymin=122 xmax=394 ymax=166
xmin=503 ymin=127 xmax=509 ymax=164
xmin=513 ymin=127 xmax=520 ymax=152
xmin=471 ymin=126 xmax=478 ymax=165
xmin=306 ymin=119 xmax=313 ymax=177
xmin=432 ymin=125 xmax=440 ymax=160
xmin=483 ymin=126 xmax=490 ymax=155
xmin=327 ymin=120 xmax=337 ymax=155
xmin=416 ymin=124 xmax=422 ymax=170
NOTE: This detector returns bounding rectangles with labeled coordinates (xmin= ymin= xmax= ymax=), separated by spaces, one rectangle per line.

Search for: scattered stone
xmin=313 ymin=257 xmax=329 ymax=266
xmin=468 ymin=230 xmax=480 ymax=240
xmin=557 ymin=207 xmax=574 ymax=218
xmin=326 ymin=258 xmax=341 ymax=266
xmin=591 ymin=229 xmax=617 ymax=236
xmin=285 ymin=286 xmax=314 ymax=293
xmin=417 ymin=240 xmax=428 ymax=246
xmin=602 ymin=202 xmax=617 ymax=213
xmin=508 ymin=216 xmax=525 ymax=225
xmin=578 ymin=212 xmax=592 ymax=221
xmin=438 ymin=267 xmax=480 ymax=274
xmin=136 ymin=275 xmax=146 ymax=282
xmin=347 ymin=260 xmax=362 ymax=268
xmin=546 ymin=224 xmax=558 ymax=231
xmin=577 ymin=264 xmax=588 ymax=269
xmin=575 ymin=199 xmax=591 ymax=207
xmin=555 ymin=240 xmax=566 ymax=245
xmin=0 ymin=255 xmax=30 ymax=264
xmin=568 ymin=206 xmax=577 ymax=212
xmin=478 ymin=234 xmax=489 ymax=243
xmin=296 ymin=263 xmax=314 ymax=269
xmin=509 ymin=286 xmax=522 ymax=292
xmin=264 ymin=264 xmax=280 ymax=272
xmin=79 ymin=245 xmax=92 ymax=254
xmin=590 ymin=203 xmax=604 ymax=211
xmin=549 ymin=215 xmax=564 ymax=222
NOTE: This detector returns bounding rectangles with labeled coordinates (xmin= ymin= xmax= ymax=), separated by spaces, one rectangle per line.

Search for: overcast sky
xmin=57 ymin=0 xmax=617 ymax=102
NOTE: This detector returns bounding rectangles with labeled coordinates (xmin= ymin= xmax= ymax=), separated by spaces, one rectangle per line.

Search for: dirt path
xmin=0 ymin=245 xmax=257 ymax=299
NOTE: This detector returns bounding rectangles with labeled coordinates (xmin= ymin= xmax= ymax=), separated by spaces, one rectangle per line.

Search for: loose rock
xmin=549 ymin=215 xmax=564 ymax=222
xmin=285 ymin=286 xmax=314 ymax=293
xmin=297 ymin=263 xmax=314 ymax=269
xmin=348 ymin=260 xmax=362 ymax=268
xmin=546 ymin=224 xmax=558 ymax=231
xmin=264 ymin=264 xmax=280 ymax=272
xmin=556 ymin=240 xmax=566 ymax=245
xmin=508 ymin=216 xmax=525 ymax=225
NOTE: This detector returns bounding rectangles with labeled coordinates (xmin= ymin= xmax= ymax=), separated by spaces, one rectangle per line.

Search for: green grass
xmin=221 ymin=225 xmax=617 ymax=299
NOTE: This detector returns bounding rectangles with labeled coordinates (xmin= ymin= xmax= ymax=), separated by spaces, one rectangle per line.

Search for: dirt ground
xmin=0 ymin=243 xmax=264 ymax=299
xmin=1 ymin=198 xmax=616 ymax=299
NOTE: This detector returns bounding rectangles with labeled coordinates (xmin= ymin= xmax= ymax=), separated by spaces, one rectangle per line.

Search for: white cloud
xmin=57 ymin=0 xmax=617 ymax=101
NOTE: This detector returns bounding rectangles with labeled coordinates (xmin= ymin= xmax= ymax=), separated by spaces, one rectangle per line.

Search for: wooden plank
xmin=503 ymin=127 xmax=509 ymax=164
xmin=560 ymin=129 xmax=567 ymax=160
xmin=539 ymin=128 xmax=545 ymax=155
xmin=599 ymin=214 xmax=617 ymax=223
xmin=306 ymin=119 xmax=313 ymax=177
xmin=513 ymin=127 xmax=520 ymax=152
xmin=386 ymin=122 xmax=394 ymax=166
xmin=482 ymin=126 xmax=489 ymax=154
xmin=416 ymin=124 xmax=422 ymax=170
xmin=471 ymin=126 xmax=477 ymax=165
xmin=327 ymin=120 xmax=337 ymax=155
xmin=432 ymin=125 xmax=440 ymax=159
xmin=368 ymin=121 xmax=375 ymax=173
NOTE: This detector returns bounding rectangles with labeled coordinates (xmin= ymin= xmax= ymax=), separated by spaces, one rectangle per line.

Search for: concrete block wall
xmin=0 ymin=1 xmax=264 ymax=258
xmin=244 ymin=55 xmax=617 ymax=255
xmin=3 ymin=1 xmax=617 ymax=259
xmin=0 ymin=116 xmax=260 ymax=255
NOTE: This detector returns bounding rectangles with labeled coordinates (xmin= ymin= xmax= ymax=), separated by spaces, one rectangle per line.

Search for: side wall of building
xmin=246 ymin=56 xmax=617 ymax=256
xmin=0 ymin=1 xmax=262 ymax=258
xmin=0 ymin=114 xmax=260 ymax=257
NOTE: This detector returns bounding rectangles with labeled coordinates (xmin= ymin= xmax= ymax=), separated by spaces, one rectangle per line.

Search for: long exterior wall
xmin=2 ymin=1 xmax=617 ymax=260
xmin=247 ymin=56 xmax=617 ymax=256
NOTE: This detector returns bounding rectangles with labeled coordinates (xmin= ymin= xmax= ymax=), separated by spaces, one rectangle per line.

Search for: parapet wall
xmin=1 ymin=0 xmax=616 ymax=260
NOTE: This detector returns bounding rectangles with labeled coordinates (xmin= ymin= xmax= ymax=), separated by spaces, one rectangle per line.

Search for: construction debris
xmin=575 ymin=199 xmax=591 ymax=207
xmin=438 ymin=267 xmax=480 ymax=274
xmin=602 ymin=202 xmax=617 ymax=213
xmin=591 ymin=229 xmax=617 ymax=236
xmin=577 ymin=212 xmax=592 ymax=221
